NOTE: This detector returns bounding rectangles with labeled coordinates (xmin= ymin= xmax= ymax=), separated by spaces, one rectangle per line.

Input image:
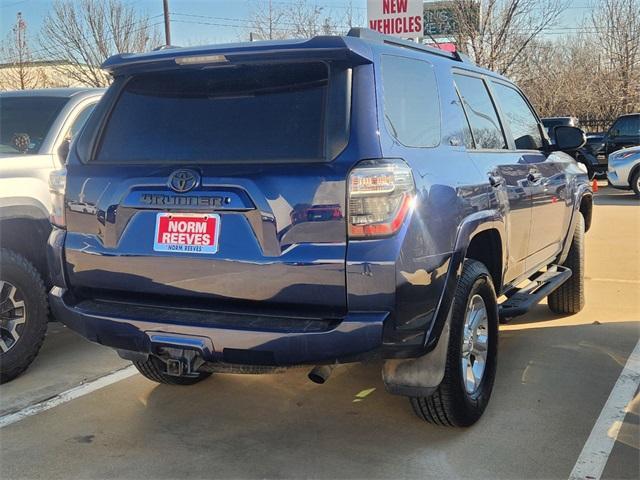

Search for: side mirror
xmin=609 ymin=129 xmax=620 ymax=138
xmin=553 ymin=126 xmax=586 ymax=151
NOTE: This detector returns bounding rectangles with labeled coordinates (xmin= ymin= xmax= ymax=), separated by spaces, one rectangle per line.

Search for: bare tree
xmin=248 ymin=0 xmax=288 ymax=40
xmin=519 ymin=36 xmax=600 ymax=117
xmin=289 ymin=1 xmax=338 ymax=37
xmin=247 ymin=0 xmax=354 ymax=41
xmin=591 ymin=0 xmax=640 ymax=115
xmin=521 ymin=0 xmax=640 ymax=123
xmin=38 ymin=0 xmax=161 ymax=87
xmin=342 ymin=0 xmax=365 ymax=30
xmin=451 ymin=0 xmax=568 ymax=76
xmin=0 ymin=12 xmax=40 ymax=90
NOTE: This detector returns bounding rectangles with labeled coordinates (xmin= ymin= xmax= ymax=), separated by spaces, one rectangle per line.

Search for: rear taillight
xmin=348 ymin=160 xmax=415 ymax=238
xmin=49 ymin=168 xmax=67 ymax=228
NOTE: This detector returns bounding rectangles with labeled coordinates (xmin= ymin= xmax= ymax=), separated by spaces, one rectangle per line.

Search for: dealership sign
xmin=423 ymin=1 xmax=479 ymax=38
xmin=424 ymin=2 xmax=458 ymax=37
xmin=367 ymin=0 xmax=423 ymax=38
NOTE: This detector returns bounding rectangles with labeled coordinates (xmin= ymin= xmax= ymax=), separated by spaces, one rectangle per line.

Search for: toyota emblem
xmin=168 ymin=169 xmax=200 ymax=193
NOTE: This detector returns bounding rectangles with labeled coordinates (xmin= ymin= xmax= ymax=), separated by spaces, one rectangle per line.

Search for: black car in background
xmin=542 ymin=116 xmax=580 ymax=141
xmin=588 ymin=113 xmax=640 ymax=160
xmin=542 ymin=116 xmax=604 ymax=178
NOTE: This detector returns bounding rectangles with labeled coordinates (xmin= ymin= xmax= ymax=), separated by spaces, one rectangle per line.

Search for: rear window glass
xmin=381 ymin=55 xmax=441 ymax=147
xmin=95 ymin=62 xmax=331 ymax=163
xmin=0 ymin=96 xmax=68 ymax=154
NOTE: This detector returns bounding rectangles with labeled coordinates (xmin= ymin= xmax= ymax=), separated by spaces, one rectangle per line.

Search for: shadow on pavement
xmin=114 ymin=321 xmax=638 ymax=479
xmin=594 ymin=187 xmax=638 ymax=206
xmin=502 ymin=302 xmax=569 ymax=326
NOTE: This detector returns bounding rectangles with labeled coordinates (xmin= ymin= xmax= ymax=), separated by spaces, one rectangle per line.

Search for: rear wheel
xmin=548 ymin=213 xmax=585 ymax=315
xmin=133 ymin=356 xmax=211 ymax=385
xmin=410 ymin=259 xmax=499 ymax=427
xmin=0 ymin=249 xmax=48 ymax=384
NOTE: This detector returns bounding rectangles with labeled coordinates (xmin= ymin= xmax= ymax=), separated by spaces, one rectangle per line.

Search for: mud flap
xmin=382 ymin=311 xmax=451 ymax=397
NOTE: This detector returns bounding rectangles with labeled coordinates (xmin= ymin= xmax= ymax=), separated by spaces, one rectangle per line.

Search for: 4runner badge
xmin=168 ymin=169 xmax=200 ymax=193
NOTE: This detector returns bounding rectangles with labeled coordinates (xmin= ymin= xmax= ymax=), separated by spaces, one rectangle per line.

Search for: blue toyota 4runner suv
xmin=47 ymin=29 xmax=592 ymax=426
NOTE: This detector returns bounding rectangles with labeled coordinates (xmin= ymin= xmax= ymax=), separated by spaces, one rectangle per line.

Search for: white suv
xmin=607 ymin=146 xmax=640 ymax=197
xmin=0 ymin=88 xmax=103 ymax=382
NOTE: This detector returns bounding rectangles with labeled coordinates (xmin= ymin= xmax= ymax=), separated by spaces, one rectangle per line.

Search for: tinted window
xmin=454 ymin=74 xmax=506 ymax=150
xmin=0 ymin=96 xmax=68 ymax=154
xmin=611 ymin=115 xmax=640 ymax=136
xmin=492 ymin=82 xmax=543 ymax=150
xmin=455 ymin=91 xmax=475 ymax=149
xmin=381 ymin=55 xmax=440 ymax=147
xmin=96 ymin=62 xmax=332 ymax=163
xmin=68 ymin=103 xmax=96 ymax=139
xmin=542 ymin=118 xmax=575 ymax=128
xmin=59 ymin=103 xmax=97 ymax=163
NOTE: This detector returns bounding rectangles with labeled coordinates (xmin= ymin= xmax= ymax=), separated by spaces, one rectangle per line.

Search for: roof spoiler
xmin=101 ymin=36 xmax=374 ymax=75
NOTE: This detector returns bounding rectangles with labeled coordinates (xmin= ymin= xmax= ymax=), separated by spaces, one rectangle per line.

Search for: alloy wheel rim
xmin=0 ymin=281 xmax=26 ymax=354
xmin=461 ymin=294 xmax=489 ymax=395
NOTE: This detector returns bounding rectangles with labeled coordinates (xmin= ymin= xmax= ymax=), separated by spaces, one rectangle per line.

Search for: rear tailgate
xmin=64 ymin=163 xmax=349 ymax=313
xmin=63 ymin=49 xmax=376 ymax=316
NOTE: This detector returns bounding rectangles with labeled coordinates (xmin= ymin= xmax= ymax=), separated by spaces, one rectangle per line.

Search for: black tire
xmin=0 ymin=248 xmax=48 ymax=384
xmin=576 ymin=153 xmax=595 ymax=180
xmin=631 ymin=170 xmax=640 ymax=198
xmin=410 ymin=259 xmax=499 ymax=427
xmin=133 ymin=356 xmax=211 ymax=385
xmin=548 ymin=213 xmax=585 ymax=315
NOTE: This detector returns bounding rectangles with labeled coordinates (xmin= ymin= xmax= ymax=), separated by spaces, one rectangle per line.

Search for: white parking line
xmin=586 ymin=277 xmax=640 ymax=284
xmin=569 ymin=339 xmax=640 ymax=480
xmin=0 ymin=365 xmax=138 ymax=429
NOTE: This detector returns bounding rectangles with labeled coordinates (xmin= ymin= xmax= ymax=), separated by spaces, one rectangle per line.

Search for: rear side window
xmin=453 ymin=74 xmax=506 ymax=150
xmin=95 ymin=62 xmax=340 ymax=163
xmin=491 ymin=82 xmax=543 ymax=150
xmin=381 ymin=55 xmax=440 ymax=147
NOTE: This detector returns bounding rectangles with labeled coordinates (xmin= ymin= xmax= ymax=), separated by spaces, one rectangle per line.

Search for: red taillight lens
xmin=348 ymin=160 xmax=415 ymax=238
xmin=49 ymin=168 xmax=67 ymax=228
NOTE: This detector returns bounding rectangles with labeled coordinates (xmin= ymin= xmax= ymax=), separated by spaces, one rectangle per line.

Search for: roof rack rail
xmin=346 ymin=27 xmax=467 ymax=63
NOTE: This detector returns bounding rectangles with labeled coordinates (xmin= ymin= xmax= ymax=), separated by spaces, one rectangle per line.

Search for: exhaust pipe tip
xmin=308 ymin=365 xmax=334 ymax=384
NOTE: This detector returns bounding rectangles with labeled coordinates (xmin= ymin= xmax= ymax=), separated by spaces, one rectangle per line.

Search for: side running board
xmin=499 ymin=265 xmax=572 ymax=321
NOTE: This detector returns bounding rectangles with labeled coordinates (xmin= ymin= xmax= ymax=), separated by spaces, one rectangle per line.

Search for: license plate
xmin=154 ymin=213 xmax=220 ymax=254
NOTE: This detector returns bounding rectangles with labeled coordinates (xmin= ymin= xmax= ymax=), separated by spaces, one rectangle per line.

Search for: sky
xmin=0 ymin=0 xmax=596 ymax=55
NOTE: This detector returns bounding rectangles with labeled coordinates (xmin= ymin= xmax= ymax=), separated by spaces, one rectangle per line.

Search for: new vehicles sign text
xmin=367 ymin=0 xmax=423 ymax=38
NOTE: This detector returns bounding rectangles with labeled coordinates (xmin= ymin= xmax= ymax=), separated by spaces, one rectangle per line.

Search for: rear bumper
xmin=49 ymin=287 xmax=387 ymax=366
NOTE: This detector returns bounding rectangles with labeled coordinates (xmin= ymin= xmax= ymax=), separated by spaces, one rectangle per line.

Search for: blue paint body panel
xmin=48 ymin=31 xmax=590 ymax=370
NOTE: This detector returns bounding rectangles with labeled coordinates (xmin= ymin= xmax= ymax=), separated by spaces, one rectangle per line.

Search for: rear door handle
xmin=489 ymin=174 xmax=505 ymax=188
xmin=527 ymin=171 xmax=543 ymax=183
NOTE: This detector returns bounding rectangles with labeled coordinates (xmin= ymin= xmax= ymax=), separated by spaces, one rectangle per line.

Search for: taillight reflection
xmin=49 ymin=168 xmax=67 ymax=228
xmin=348 ymin=160 xmax=415 ymax=238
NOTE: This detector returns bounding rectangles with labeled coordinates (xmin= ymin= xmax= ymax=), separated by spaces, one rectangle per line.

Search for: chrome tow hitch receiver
xmin=147 ymin=333 xmax=213 ymax=377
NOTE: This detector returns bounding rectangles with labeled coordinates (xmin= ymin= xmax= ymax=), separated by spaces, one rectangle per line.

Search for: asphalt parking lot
xmin=1 ymin=185 xmax=638 ymax=480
